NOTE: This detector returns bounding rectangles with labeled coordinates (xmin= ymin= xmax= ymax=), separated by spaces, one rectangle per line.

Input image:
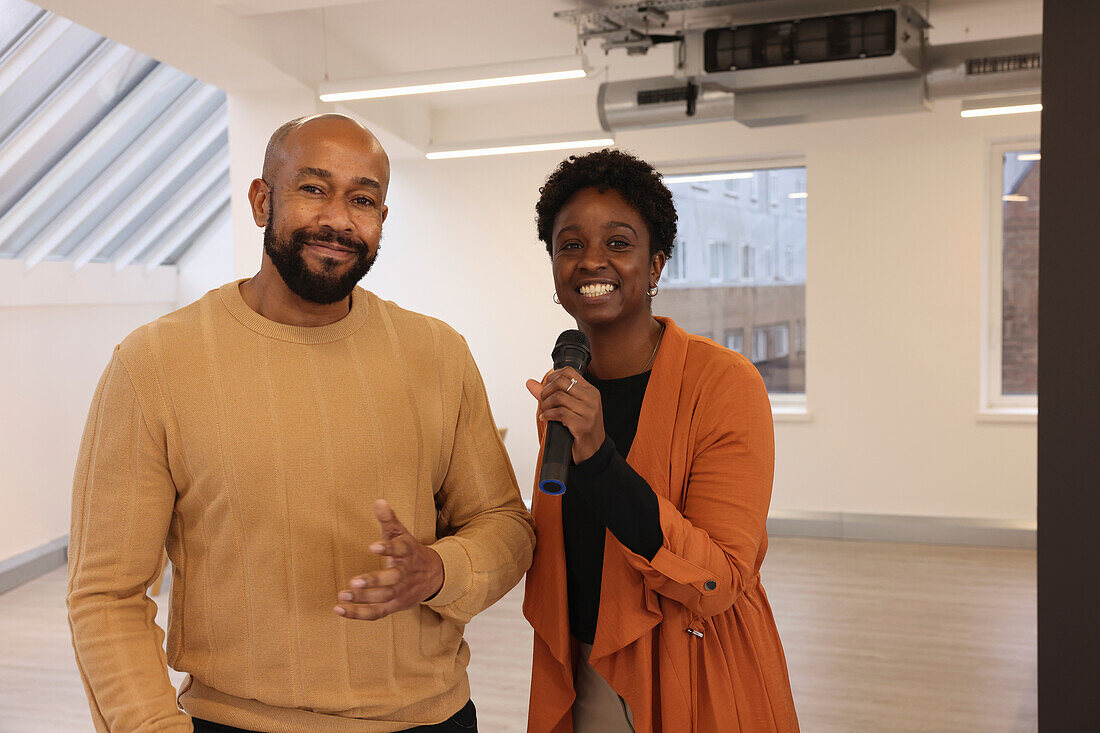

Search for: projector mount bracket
xmin=555 ymin=0 xmax=761 ymax=55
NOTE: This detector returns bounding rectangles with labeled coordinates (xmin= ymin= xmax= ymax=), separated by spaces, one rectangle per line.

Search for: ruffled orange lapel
xmin=591 ymin=316 xmax=691 ymax=660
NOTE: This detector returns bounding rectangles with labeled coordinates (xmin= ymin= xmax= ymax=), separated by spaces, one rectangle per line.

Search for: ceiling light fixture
xmin=960 ymin=94 xmax=1043 ymax=118
xmin=788 ymin=192 xmax=808 ymax=199
xmin=663 ymin=172 xmax=755 ymax=185
xmin=426 ymin=135 xmax=614 ymax=160
xmin=1017 ymin=153 xmax=1041 ymax=161
xmin=1002 ymin=194 xmax=1030 ymax=202
xmin=319 ymin=55 xmax=588 ymax=102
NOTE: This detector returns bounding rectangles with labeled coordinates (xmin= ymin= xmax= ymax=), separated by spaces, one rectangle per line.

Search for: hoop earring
xmin=647 ymin=284 xmax=659 ymax=297
xmin=553 ymin=292 xmax=561 ymax=304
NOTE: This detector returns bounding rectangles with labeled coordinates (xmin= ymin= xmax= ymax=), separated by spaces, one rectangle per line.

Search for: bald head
xmin=262 ymin=113 xmax=390 ymax=191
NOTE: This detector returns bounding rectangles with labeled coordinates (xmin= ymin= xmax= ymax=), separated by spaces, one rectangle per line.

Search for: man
xmin=67 ymin=114 xmax=535 ymax=732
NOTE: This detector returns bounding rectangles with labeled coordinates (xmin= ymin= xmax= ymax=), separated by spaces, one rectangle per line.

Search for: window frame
xmin=664 ymin=236 xmax=687 ymax=283
xmin=707 ymin=239 xmax=729 ymax=282
xmin=657 ymin=156 xmax=810 ymax=419
xmin=752 ymin=327 xmax=768 ymax=362
xmin=772 ymin=323 xmax=790 ymax=358
xmin=981 ymin=138 xmax=1039 ymax=419
xmin=725 ymin=328 xmax=744 ymax=354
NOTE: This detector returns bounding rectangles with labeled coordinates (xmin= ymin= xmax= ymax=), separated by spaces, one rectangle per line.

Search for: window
xmin=771 ymin=324 xmax=789 ymax=358
xmin=725 ymin=329 xmax=744 ymax=354
xmin=708 ymin=240 xmax=732 ymax=282
xmin=752 ymin=328 xmax=768 ymax=362
xmin=741 ymin=243 xmax=754 ymax=278
xmin=660 ymin=164 xmax=807 ymax=397
xmin=984 ymin=142 xmax=1039 ymax=413
xmin=793 ymin=171 xmax=807 ymax=213
xmin=664 ymin=237 xmax=687 ymax=282
xmin=768 ymin=170 xmax=780 ymax=208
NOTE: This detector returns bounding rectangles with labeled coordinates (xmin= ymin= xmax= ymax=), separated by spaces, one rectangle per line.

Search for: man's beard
xmin=263 ymin=209 xmax=379 ymax=305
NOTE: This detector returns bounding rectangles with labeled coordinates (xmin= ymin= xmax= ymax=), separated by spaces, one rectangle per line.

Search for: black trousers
xmin=192 ymin=699 xmax=477 ymax=732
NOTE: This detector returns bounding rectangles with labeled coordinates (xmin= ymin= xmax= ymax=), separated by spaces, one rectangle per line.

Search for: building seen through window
xmin=1000 ymin=150 xmax=1039 ymax=396
xmin=659 ymin=167 xmax=807 ymax=394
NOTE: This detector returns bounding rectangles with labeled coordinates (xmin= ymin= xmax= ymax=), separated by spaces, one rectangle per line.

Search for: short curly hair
xmin=536 ymin=149 xmax=677 ymax=260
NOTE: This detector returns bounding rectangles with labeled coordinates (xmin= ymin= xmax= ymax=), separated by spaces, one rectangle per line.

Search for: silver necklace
xmin=640 ymin=323 xmax=666 ymax=373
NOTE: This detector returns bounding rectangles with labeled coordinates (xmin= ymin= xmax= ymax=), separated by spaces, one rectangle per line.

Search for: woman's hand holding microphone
xmin=526 ymin=367 xmax=605 ymax=464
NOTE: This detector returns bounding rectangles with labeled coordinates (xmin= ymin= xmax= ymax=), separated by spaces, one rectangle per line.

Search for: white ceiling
xmin=33 ymin=0 xmax=1043 ymax=152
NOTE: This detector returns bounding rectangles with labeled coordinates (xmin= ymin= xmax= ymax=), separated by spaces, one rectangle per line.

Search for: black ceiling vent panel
xmin=705 ymin=9 xmax=898 ymax=73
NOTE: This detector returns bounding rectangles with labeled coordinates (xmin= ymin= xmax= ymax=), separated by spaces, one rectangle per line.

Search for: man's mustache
xmin=290 ymin=228 xmax=369 ymax=254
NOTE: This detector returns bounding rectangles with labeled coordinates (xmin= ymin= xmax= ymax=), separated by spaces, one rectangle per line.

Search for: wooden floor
xmin=0 ymin=537 xmax=1036 ymax=732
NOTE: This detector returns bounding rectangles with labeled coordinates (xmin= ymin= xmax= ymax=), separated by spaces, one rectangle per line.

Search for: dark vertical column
xmin=1038 ymin=0 xmax=1100 ymax=726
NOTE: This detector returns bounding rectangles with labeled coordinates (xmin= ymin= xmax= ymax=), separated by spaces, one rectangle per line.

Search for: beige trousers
xmin=573 ymin=642 xmax=636 ymax=733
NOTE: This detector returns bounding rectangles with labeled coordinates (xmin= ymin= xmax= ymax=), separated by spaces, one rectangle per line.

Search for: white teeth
xmin=579 ymin=283 xmax=616 ymax=297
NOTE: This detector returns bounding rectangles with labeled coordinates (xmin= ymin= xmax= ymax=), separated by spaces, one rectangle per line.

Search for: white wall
xmin=0 ymin=262 xmax=177 ymax=561
xmin=0 ymin=201 xmax=233 ymax=564
xmin=370 ymin=100 xmax=1039 ymax=522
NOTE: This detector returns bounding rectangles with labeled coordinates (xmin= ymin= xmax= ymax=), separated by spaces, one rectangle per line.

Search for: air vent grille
xmin=638 ymin=87 xmax=692 ymax=105
xmin=704 ymin=9 xmax=897 ymax=72
xmin=966 ymin=53 xmax=1041 ymax=75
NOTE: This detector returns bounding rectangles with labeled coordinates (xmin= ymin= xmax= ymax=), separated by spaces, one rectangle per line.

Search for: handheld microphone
xmin=538 ymin=329 xmax=591 ymax=495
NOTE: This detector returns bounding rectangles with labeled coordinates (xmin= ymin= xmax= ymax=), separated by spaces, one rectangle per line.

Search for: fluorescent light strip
xmin=1002 ymin=194 xmax=1030 ymax=202
xmin=788 ymin=192 xmax=808 ymax=199
xmin=1017 ymin=153 xmax=1041 ymax=161
xmin=663 ymin=172 xmax=754 ymax=184
xmin=960 ymin=103 xmax=1043 ymax=118
xmin=427 ymin=138 xmax=614 ymax=160
xmin=322 ymin=69 xmax=586 ymax=102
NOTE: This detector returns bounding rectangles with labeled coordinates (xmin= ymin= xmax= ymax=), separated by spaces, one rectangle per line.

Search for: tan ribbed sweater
xmin=67 ymin=281 xmax=535 ymax=732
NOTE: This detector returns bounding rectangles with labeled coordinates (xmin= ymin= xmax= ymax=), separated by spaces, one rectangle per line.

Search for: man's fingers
xmin=338 ymin=586 xmax=396 ymax=605
xmin=348 ymin=568 xmax=401 ymax=589
xmin=373 ymin=499 xmax=408 ymax=539
xmin=369 ymin=538 xmax=412 ymax=559
xmin=333 ymin=599 xmax=403 ymax=621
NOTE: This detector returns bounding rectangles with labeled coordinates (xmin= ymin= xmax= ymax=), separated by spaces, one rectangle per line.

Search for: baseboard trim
xmin=767 ymin=511 xmax=1036 ymax=549
xmin=0 ymin=536 xmax=69 ymax=595
xmin=0 ymin=514 xmax=1033 ymax=596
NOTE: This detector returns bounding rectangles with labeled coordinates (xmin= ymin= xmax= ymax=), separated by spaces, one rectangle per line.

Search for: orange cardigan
xmin=524 ymin=317 xmax=799 ymax=732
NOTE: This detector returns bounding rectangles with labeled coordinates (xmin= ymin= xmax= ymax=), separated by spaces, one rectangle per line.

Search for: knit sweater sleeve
xmin=424 ymin=343 xmax=536 ymax=624
xmin=66 ymin=349 xmax=191 ymax=732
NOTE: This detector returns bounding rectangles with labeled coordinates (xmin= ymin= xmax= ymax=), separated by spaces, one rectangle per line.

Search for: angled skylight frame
xmin=0 ymin=0 xmax=230 ymax=274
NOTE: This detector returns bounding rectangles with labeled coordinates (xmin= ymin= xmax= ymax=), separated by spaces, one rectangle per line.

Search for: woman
xmin=523 ymin=150 xmax=798 ymax=732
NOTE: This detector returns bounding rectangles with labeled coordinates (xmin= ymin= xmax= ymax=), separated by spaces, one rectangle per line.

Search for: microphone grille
xmin=553 ymin=329 xmax=590 ymax=352
xmin=552 ymin=329 xmax=591 ymax=371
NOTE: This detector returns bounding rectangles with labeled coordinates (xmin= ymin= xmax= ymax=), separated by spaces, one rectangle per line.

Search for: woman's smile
xmin=577 ymin=281 xmax=618 ymax=299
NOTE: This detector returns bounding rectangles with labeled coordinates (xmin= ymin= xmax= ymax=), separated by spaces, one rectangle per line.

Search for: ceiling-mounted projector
xmin=598 ymin=4 xmax=932 ymax=131
xmin=592 ymin=3 xmax=1039 ymax=131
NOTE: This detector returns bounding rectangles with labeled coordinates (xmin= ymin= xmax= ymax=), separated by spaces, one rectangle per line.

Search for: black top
xmin=562 ymin=369 xmax=664 ymax=644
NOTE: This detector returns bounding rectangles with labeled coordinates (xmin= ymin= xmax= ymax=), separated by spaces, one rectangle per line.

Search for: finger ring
xmin=566 ymin=378 xmax=577 ymax=392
